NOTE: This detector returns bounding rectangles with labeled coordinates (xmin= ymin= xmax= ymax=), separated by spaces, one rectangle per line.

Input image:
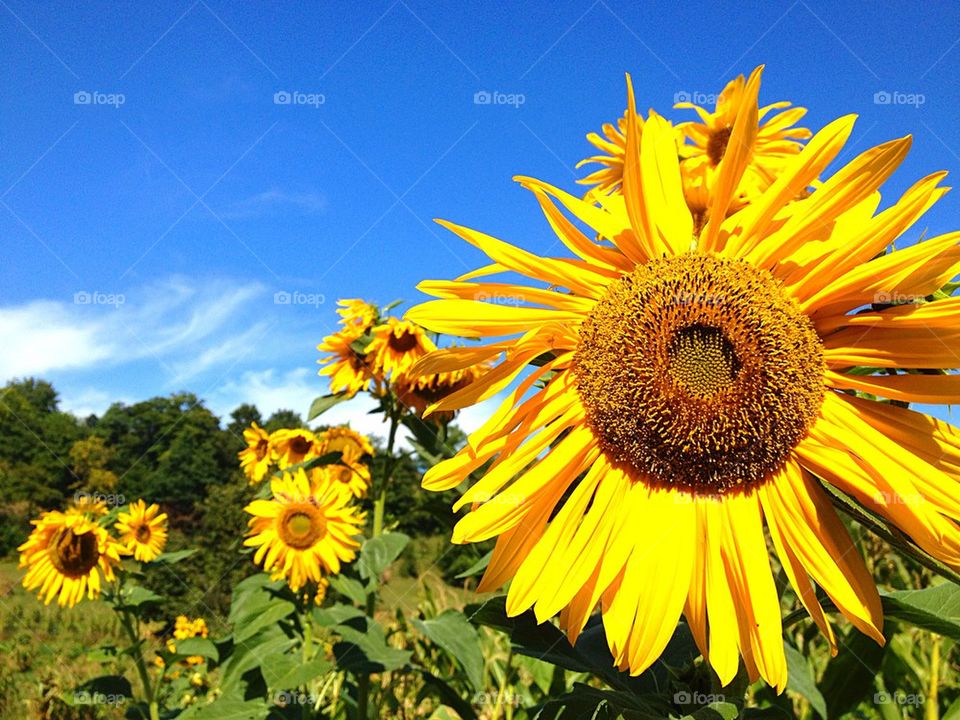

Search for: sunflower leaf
xmin=358 ymin=531 xmax=410 ymax=581
xmin=327 ymin=574 xmax=368 ymax=606
xmin=177 ymin=697 xmax=270 ymax=720
xmin=881 ymin=582 xmax=960 ymax=641
xmin=152 ymin=548 xmax=197 ymax=564
xmin=307 ymin=392 xmax=350 ymax=421
xmin=818 ymin=627 xmax=885 ymax=718
xmin=172 ymin=637 xmax=219 ymax=663
xmin=412 ymin=609 xmax=485 ymax=692
xmin=785 ymin=643 xmax=827 ymax=719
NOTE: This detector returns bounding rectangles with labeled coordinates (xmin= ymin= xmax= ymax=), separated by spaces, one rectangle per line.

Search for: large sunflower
xmin=19 ymin=511 xmax=123 ymax=607
xmin=244 ymin=468 xmax=364 ymax=591
xmin=405 ymin=69 xmax=960 ymax=689
xmin=115 ymin=499 xmax=168 ymax=562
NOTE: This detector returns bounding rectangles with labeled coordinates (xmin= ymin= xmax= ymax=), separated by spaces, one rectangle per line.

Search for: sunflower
xmin=115 ymin=499 xmax=168 ymax=562
xmin=405 ymin=67 xmax=960 ymax=690
xmin=19 ymin=511 xmax=123 ymax=607
xmin=394 ymin=364 xmax=486 ymax=423
xmin=239 ymin=422 xmax=273 ymax=483
xmin=317 ymin=330 xmax=376 ymax=397
xmin=166 ymin=615 xmax=209 ymax=665
xmin=576 ymin=112 xmax=633 ymax=197
xmin=312 ymin=462 xmax=371 ymax=499
xmin=336 ymin=298 xmax=378 ymax=339
xmin=65 ymin=494 xmax=108 ymax=518
xmin=271 ymin=428 xmax=319 ymax=469
xmin=675 ymin=70 xmax=812 ymax=206
xmin=244 ymin=468 xmax=364 ymax=591
xmin=317 ymin=426 xmax=374 ymax=464
xmin=366 ymin=318 xmax=436 ymax=381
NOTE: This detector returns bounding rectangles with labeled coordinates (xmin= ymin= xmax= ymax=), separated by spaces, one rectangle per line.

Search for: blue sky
xmin=2 ymin=1 xmax=959 ymax=433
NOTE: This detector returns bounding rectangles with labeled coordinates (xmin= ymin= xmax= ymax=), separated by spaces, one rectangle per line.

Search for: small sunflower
xmin=19 ymin=511 xmax=122 ymax=607
xmin=115 ymin=499 xmax=168 ymax=562
xmin=244 ymin=468 xmax=364 ymax=591
xmin=367 ymin=318 xmax=436 ymax=381
xmin=406 ymin=67 xmax=960 ymax=689
xmin=312 ymin=462 xmax=371 ymax=499
xmin=336 ymin=298 xmax=378 ymax=339
xmin=239 ymin=422 xmax=273 ymax=484
xmin=317 ymin=330 xmax=376 ymax=397
xmin=271 ymin=428 xmax=319 ymax=469
xmin=65 ymin=495 xmax=108 ymax=518
xmin=395 ymin=364 xmax=486 ymax=423
xmin=675 ymin=70 xmax=812 ymax=205
xmin=318 ymin=426 xmax=374 ymax=464
xmin=576 ymin=112 xmax=633 ymax=197
xmin=169 ymin=615 xmax=209 ymax=665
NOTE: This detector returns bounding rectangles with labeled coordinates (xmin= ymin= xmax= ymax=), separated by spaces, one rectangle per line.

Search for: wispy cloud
xmin=215 ymin=189 xmax=327 ymax=219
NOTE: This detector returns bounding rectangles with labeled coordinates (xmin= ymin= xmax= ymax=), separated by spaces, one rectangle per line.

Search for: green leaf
xmin=313 ymin=602 xmax=366 ymax=627
xmin=882 ymin=582 xmax=960 ymax=640
xmin=533 ymin=684 xmax=672 ymax=719
xmin=677 ymin=703 xmax=741 ymax=720
xmin=115 ymin=584 xmax=161 ymax=608
xmin=416 ymin=670 xmax=480 ymax=720
xmin=233 ymin=598 xmax=296 ymax=644
xmin=412 ymin=609 xmax=485 ymax=691
xmin=785 ymin=644 xmax=826 ymax=719
xmin=334 ymin=616 xmax=412 ymax=673
xmin=219 ymin=630 xmax=295 ymax=695
xmin=307 ymin=392 xmax=350 ymax=421
xmin=261 ymin=653 xmax=332 ymax=689
xmin=178 ymin=697 xmax=270 ymax=720
xmin=455 ymin=550 xmax=492 ymax=579
xmin=152 ymin=548 xmax=197 ymax=564
xmin=819 ymin=627 xmax=885 ymax=719
xmin=328 ymin=574 xmax=368 ymax=606
xmin=172 ymin=637 xmax=219 ymax=663
xmin=358 ymin=532 xmax=410 ymax=581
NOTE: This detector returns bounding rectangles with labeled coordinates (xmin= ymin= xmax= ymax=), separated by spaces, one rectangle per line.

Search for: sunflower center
xmin=707 ymin=126 xmax=732 ymax=165
xmin=289 ymin=436 xmax=312 ymax=456
xmin=50 ymin=528 xmax=100 ymax=576
xmin=135 ymin=524 xmax=152 ymax=543
xmin=389 ymin=331 xmax=419 ymax=353
xmin=278 ymin=505 xmax=326 ymax=549
xmin=574 ymin=254 xmax=824 ymax=493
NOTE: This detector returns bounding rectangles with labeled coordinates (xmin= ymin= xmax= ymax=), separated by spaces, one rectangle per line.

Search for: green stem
xmin=118 ymin=607 xmax=159 ymax=720
xmin=356 ymin=406 xmax=401 ymax=719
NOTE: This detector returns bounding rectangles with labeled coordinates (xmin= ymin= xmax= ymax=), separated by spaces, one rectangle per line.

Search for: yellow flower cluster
xmin=18 ymin=497 xmax=169 ymax=608
xmin=239 ymin=423 xmax=373 ymax=498
xmin=315 ymin=298 xmax=485 ymax=421
xmin=155 ymin=615 xmax=210 ymax=669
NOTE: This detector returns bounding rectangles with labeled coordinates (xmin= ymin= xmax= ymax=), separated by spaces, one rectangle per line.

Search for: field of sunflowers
xmin=6 ymin=33 xmax=960 ymax=720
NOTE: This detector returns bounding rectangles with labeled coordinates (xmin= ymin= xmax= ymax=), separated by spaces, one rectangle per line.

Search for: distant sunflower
xmin=169 ymin=615 xmax=209 ymax=665
xmin=395 ymin=365 xmax=486 ymax=423
xmin=19 ymin=511 xmax=122 ymax=607
xmin=318 ymin=426 xmax=374 ymax=464
xmin=65 ymin=494 xmax=108 ymax=518
xmin=367 ymin=318 xmax=436 ymax=381
xmin=115 ymin=499 xmax=168 ymax=562
xmin=271 ymin=428 xmax=319 ymax=469
xmin=406 ymin=67 xmax=960 ymax=689
xmin=317 ymin=330 xmax=375 ymax=397
xmin=312 ymin=462 xmax=371 ymax=499
xmin=239 ymin=422 xmax=273 ymax=483
xmin=675 ymin=70 xmax=811 ymax=206
xmin=244 ymin=468 xmax=364 ymax=591
xmin=336 ymin=298 xmax=378 ymax=339
xmin=576 ymin=112 xmax=633 ymax=197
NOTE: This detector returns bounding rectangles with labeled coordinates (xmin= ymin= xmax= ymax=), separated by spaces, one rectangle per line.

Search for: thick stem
xmin=927 ymin=633 xmax=940 ymax=720
xmin=118 ymin=608 xmax=159 ymax=720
